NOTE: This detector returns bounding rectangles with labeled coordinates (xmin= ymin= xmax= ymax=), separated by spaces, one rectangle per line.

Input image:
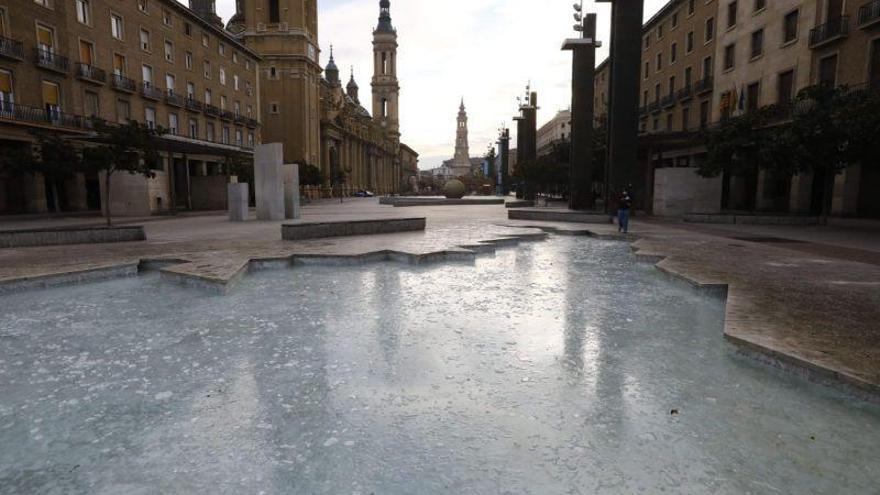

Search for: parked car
xmin=354 ymin=190 xmax=375 ymax=197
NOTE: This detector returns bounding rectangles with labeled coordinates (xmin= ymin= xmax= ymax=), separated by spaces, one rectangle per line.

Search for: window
xmin=142 ymin=64 xmax=153 ymax=85
xmin=206 ymin=122 xmax=215 ymax=142
xmin=116 ymin=98 xmax=130 ymax=123
xmin=269 ymin=66 xmax=278 ymax=78
xmin=681 ymin=107 xmax=690 ymax=131
xmin=666 ymin=113 xmax=673 ymax=131
xmin=234 ymin=101 xmax=240 ymax=115
xmin=184 ymin=23 xmax=192 ymax=36
xmin=245 ymin=81 xmax=253 ymax=95
xmin=643 ymin=90 xmax=649 ymax=106
xmin=110 ymin=54 xmax=126 ymax=79
xmin=688 ymin=0 xmax=695 ymax=16
xmin=219 ymin=43 xmax=225 ymax=56
xmin=111 ymin=14 xmax=123 ymax=40
xmin=84 ymin=90 xmax=99 ymax=116
xmin=644 ymin=36 xmax=650 ymax=49
xmin=235 ymin=129 xmax=243 ymax=146
xmin=727 ymin=1 xmax=737 ymax=28
xmin=138 ymin=0 xmax=148 ymax=13
xmin=162 ymin=9 xmax=172 ymax=26
xmin=653 ymin=118 xmax=659 ymax=131
xmin=232 ymin=52 xmax=238 ymax=63
xmin=186 ymin=82 xmax=195 ymax=99
xmin=220 ymin=95 xmax=227 ymax=110
xmin=233 ymin=74 xmax=239 ymax=91
xmin=755 ymin=0 xmax=766 ymax=12
xmin=746 ymin=82 xmax=760 ymax=112
xmin=671 ymin=43 xmax=677 ymax=64
xmin=246 ymin=60 xmax=251 ymax=71
xmin=248 ymin=133 xmax=254 ymax=148
xmin=165 ymin=73 xmax=175 ymax=93
xmin=222 ymin=126 xmax=230 ymax=144
xmin=751 ymin=29 xmax=764 ymax=59
xmin=654 ymin=83 xmax=661 ymax=102
xmin=219 ymin=67 xmax=226 ymax=85
xmin=201 ymin=33 xmax=209 ymax=47
xmin=144 ymin=107 xmax=156 ymax=128
xmin=140 ymin=29 xmax=150 ymax=51
xmin=164 ymin=40 xmax=174 ymax=62
xmin=269 ymin=102 xmax=279 ymax=114
xmin=185 ymin=51 xmax=193 ymax=70
xmin=778 ymin=70 xmax=794 ymax=103
xmin=36 ymin=24 xmax=55 ymax=53
xmin=0 ymin=7 xmax=7 ymax=38
xmin=644 ymin=61 xmax=649 ymax=79
xmin=0 ymin=70 xmax=14 ymax=111
xmin=705 ymin=17 xmax=715 ymax=42
xmin=684 ymin=66 xmax=693 ymax=86
xmin=76 ymin=0 xmax=90 ymax=25
xmin=189 ymin=118 xmax=198 ymax=138
xmin=686 ymin=31 xmax=694 ymax=53
xmin=79 ymin=40 xmax=95 ymax=65
xmin=668 ymin=76 xmax=676 ymax=97
xmin=672 ymin=12 xmax=678 ymax=29
xmin=204 ymin=89 xmax=212 ymax=104
xmin=783 ymin=10 xmax=799 ymax=43
xmin=700 ymin=100 xmax=710 ymax=128
xmin=246 ymin=105 xmax=253 ymax=117
xmin=203 ymin=60 xmax=211 ymax=79
xmin=702 ymin=56 xmax=713 ymax=77
xmin=819 ymin=55 xmax=838 ymax=87
xmin=168 ymin=113 xmax=178 ymax=134
xmin=269 ymin=0 xmax=280 ymax=23
xmin=656 ymin=53 xmax=663 ymax=71
xmin=723 ymin=44 xmax=735 ymax=71
xmin=657 ymin=23 xmax=664 ymax=39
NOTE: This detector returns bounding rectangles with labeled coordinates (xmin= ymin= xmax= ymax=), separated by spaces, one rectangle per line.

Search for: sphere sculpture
xmin=443 ymin=179 xmax=466 ymax=199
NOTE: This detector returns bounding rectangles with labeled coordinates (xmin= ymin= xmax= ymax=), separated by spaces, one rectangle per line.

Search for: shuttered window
xmin=41 ymin=81 xmax=60 ymax=106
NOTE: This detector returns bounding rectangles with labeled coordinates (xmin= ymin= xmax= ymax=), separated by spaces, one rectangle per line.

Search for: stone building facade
xmin=0 ymin=0 xmax=260 ymax=215
xmin=536 ymin=109 xmax=571 ymax=156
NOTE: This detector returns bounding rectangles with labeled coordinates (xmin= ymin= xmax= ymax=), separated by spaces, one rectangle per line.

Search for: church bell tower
xmin=372 ymin=0 xmax=400 ymax=141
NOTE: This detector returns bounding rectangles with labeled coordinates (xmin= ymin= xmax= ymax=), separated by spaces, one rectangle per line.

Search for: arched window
xmin=382 ymin=98 xmax=388 ymax=119
xmin=268 ymin=0 xmax=279 ymax=23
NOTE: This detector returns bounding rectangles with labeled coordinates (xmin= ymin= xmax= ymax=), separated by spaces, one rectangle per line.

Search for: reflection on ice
xmin=1 ymin=237 xmax=879 ymax=494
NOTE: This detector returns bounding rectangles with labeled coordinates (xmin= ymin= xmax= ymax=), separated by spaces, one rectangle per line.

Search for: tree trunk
xmin=822 ymin=169 xmax=835 ymax=217
xmin=104 ymin=171 xmax=112 ymax=227
xmin=50 ymin=181 xmax=61 ymax=213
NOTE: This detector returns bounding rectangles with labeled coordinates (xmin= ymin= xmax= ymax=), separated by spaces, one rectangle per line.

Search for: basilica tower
xmin=451 ymin=99 xmax=471 ymax=176
xmin=371 ymin=0 xmax=400 ymax=141
xmin=232 ymin=0 xmax=322 ymax=166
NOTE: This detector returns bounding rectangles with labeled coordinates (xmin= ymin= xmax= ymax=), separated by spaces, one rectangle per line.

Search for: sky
xmin=216 ymin=0 xmax=668 ymax=169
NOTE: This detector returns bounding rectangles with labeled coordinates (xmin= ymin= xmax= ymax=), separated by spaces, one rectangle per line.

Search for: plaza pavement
xmin=0 ymin=199 xmax=878 ymax=402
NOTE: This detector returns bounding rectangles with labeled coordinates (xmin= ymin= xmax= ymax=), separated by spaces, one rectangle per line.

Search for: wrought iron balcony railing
xmin=219 ymin=109 xmax=234 ymax=121
xmin=233 ymin=114 xmax=247 ymax=125
xmin=140 ymin=82 xmax=163 ymax=100
xmin=185 ymin=97 xmax=204 ymax=112
xmin=677 ymin=84 xmax=693 ymax=101
xmin=76 ymin=63 xmax=106 ymax=84
xmin=661 ymin=93 xmax=677 ymax=108
xmin=165 ymin=91 xmax=184 ymax=107
xmin=695 ymin=76 xmax=714 ymax=94
xmin=858 ymin=0 xmax=880 ymax=27
xmin=246 ymin=118 xmax=259 ymax=128
xmin=0 ymin=102 xmax=92 ymax=130
xmin=204 ymin=104 xmax=220 ymax=117
xmin=0 ymin=36 xmax=24 ymax=60
xmin=809 ymin=16 xmax=849 ymax=48
xmin=110 ymin=73 xmax=136 ymax=92
xmin=35 ymin=48 xmax=68 ymax=73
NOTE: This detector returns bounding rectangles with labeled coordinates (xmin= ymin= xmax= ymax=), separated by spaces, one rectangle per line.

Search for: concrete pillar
xmin=23 ymin=173 xmax=48 ymax=213
xmin=498 ymin=128 xmax=511 ymax=195
xmin=254 ymin=143 xmax=285 ymax=220
xmin=66 ymin=173 xmax=88 ymax=211
xmin=228 ymin=182 xmax=249 ymax=221
xmin=283 ymin=163 xmax=301 ymax=219
xmin=563 ymin=14 xmax=598 ymax=210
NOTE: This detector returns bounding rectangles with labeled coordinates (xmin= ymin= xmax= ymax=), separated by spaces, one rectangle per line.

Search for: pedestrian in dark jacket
xmin=617 ymin=189 xmax=632 ymax=234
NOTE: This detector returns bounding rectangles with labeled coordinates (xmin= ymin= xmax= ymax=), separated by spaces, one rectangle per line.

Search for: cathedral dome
xmin=325 ymin=48 xmax=340 ymax=85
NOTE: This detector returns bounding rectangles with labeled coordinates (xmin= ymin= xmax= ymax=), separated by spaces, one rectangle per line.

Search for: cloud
xmin=216 ymin=0 xmax=669 ymax=169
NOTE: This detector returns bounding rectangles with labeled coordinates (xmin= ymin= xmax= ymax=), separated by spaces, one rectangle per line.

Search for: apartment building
xmin=0 ymin=0 xmax=260 ymax=215
xmin=536 ymin=109 xmax=571 ymax=156
xmin=807 ymin=0 xmax=880 ymax=217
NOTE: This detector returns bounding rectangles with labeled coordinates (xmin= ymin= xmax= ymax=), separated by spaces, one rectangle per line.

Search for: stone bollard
xmin=228 ymin=183 xmax=249 ymax=221
xmin=254 ymin=143 xmax=285 ymax=221
xmin=283 ymin=163 xmax=301 ymax=220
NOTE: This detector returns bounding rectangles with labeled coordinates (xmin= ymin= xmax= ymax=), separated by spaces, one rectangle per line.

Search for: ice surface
xmin=1 ymin=237 xmax=879 ymax=494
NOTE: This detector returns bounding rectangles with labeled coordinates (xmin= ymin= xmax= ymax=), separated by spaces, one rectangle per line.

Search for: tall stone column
xmin=563 ymin=14 xmax=599 ymax=210
xmin=598 ymin=0 xmax=644 ymax=210
xmin=498 ymin=128 xmax=511 ymax=196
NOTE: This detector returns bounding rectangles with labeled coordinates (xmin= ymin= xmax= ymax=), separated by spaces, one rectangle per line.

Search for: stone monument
xmin=254 ymin=143 xmax=285 ymax=221
xmin=227 ymin=182 xmax=249 ymax=221
xmin=283 ymin=163 xmax=301 ymax=220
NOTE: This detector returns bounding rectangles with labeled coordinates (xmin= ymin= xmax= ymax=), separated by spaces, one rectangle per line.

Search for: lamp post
xmin=562 ymin=2 xmax=600 ymax=210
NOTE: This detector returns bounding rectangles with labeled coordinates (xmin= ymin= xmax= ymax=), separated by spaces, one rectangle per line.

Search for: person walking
xmin=617 ymin=189 xmax=632 ymax=234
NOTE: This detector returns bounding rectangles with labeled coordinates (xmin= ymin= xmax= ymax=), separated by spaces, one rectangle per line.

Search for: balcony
xmin=810 ymin=16 xmax=849 ymax=48
xmin=184 ymin=97 xmax=203 ymax=112
xmin=858 ymin=0 xmax=880 ymax=28
xmin=648 ymin=101 xmax=661 ymax=114
xmin=0 ymin=102 xmax=92 ymax=131
xmin=204 ymin=104 xmax=220 ymax=117
xmin=165 ymin=91 xmax=184 ymax=107
xmin=661 ymin=94 xmax=677 ymax=108
xmin=76 ymin=63 xmax=106 ymax=84
xmin=234 ymin=114 xmax=247 ymax=125
xmin=110 ymin=73 xmax=136 ymax=93
xmin=35 ymin=48 xmax=68 ymax=74
xmin=245 ymin=118 xmax=259 ymax=128
xmin=639 ymin=105 xmax=648 ymax=115
xmin=219 ymin=109 xmax=234 ymax=121
xmin=677 ymin=84 xmax=693 ymax=101
xmin=140 ymin=82 xmax=163 ymax=100
xmin=695 ymin=76 xmax=714 ymax=95
xmin=0 ymin=36 xmax=24 ymax=61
